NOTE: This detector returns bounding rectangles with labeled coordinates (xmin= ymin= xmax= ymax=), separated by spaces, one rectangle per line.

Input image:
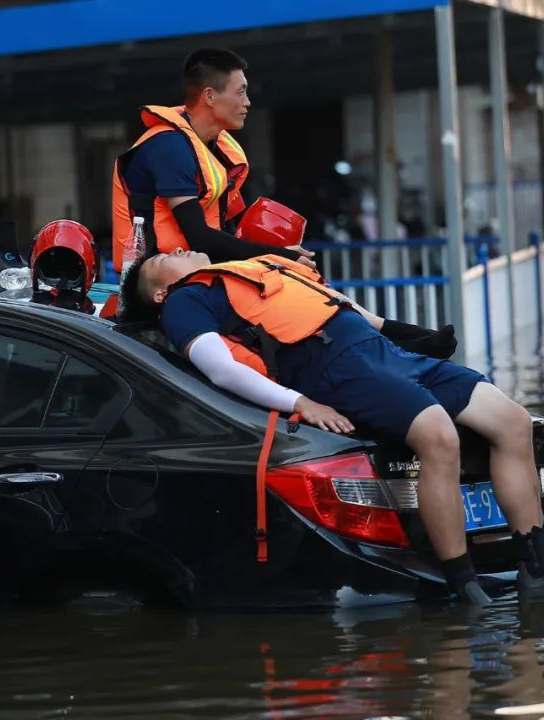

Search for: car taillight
xmin=267 ymin=453 xmax=410 ymax=549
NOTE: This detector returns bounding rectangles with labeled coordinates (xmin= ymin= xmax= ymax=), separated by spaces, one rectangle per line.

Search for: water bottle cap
xmin=134 ymin=216 xmax=144 ymax=224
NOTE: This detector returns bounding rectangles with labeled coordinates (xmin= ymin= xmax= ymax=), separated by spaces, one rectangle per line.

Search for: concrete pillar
xmin=489 ymin=6 xmax=516 ymax=354
xmin=373 ymin=29 xmax=399 ymax=279
xmin=536 ymin=22 xmax=544 ymax=234
xmin=435 ymin=4 xmax=467 ymax=363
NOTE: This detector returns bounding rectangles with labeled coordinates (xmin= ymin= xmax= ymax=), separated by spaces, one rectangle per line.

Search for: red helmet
xmin=30 ymin=220 xmax=99 ymax=294
xmin=235 ymin=197 xmax=307 ymax=247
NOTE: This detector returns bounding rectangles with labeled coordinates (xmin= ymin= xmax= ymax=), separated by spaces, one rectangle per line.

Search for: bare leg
xmin=455 ymin=382 xmax=540 ymax=533
xmin=406 ymin=404 xmax=466 ymax=560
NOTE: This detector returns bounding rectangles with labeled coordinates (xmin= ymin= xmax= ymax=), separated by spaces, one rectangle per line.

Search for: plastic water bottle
xmin=121 ymin=216 xmax=146 ymax=276
xmin=0 ymin=286 xmax=33 ymax=300
xmin=0 ymin=266 xmax=32 ymax=291
xmin=117 ymin=216 xmax=146 ymax=318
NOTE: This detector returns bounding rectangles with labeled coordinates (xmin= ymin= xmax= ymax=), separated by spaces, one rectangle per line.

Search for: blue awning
xmin=0 ymin=0 xmax=447 ymax=56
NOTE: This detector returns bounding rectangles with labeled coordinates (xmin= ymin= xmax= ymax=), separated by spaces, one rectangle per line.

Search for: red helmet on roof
xmin=30 ymin=220 xmax=99 ymax=294
xmin=235 ymin=197 xmax=307 ymax=247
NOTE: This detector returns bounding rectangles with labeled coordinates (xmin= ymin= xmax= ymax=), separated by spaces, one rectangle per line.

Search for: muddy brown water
xmin=0 ymin=328 xmax=542 ymax=720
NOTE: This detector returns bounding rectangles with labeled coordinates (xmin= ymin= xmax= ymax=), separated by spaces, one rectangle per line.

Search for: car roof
xmin=0 ymin=296 xmax=147 ymax=361
xmin=0 ymin=296 xmax=222 ymax=402
xmin=0 ymin=295 xmax=113 ymax=326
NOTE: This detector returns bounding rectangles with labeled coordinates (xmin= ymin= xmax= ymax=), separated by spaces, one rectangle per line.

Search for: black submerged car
xmin=1 ymin=296 xmax=543 ymax=608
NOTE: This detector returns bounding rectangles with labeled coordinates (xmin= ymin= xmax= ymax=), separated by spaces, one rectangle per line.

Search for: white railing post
xmin=340 ymin=246 xmax=355 ymax=301
xmin=401 ymin=246 xmax=418 ymax=324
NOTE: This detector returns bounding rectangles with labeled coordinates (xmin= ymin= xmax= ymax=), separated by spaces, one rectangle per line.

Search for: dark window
xmin=44 ymin=356 xmax=122 ymax=429
xmin=0 ymin=335 xmax=62 ymax=427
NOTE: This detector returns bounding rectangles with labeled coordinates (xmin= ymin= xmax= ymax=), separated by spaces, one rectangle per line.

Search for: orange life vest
xmin=173 ymin=254 xmax=354 ymax=376
xmin=112 ymin=105 xmax=249 ymax=272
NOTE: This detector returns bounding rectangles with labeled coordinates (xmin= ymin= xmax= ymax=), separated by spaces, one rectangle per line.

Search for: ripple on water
xmin=0 ymin=330 xmax=542 ymax=719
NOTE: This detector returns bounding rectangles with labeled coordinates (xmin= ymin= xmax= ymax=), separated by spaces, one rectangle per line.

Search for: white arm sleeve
xmin=188 ymin=332 xmax=302 ymax=413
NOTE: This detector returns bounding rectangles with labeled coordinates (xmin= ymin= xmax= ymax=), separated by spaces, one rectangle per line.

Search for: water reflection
xmin=1 ymin=594 xmax=544 ymax=719
xmin=0 ymin=329 xmax=542 ymax=719
xmin=469 ymin=323 xmax=544 ymax=413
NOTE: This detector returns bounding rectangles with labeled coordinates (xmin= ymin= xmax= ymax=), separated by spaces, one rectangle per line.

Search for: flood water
xmin=2 ymin=596 xmax=544 ymax=720
xmin=0 ymin=326 xmax=543 ymax=720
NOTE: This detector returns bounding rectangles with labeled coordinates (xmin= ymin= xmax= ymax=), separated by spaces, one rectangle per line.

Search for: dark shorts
xmin=310 ymin=335 xmax=488 ymax=440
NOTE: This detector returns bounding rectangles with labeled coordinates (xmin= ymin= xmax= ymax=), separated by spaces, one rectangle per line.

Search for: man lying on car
xmin=121 ymin=247 xmax=544 ymax=606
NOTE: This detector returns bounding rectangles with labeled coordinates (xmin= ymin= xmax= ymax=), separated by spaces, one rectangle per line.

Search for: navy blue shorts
xmin=310 ymin=335 xmax=488 ymax=440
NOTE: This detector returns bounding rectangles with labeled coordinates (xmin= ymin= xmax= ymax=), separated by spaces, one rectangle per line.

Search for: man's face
xmin=210 ymin=69 xmax=250 ymax=130
xmin=142 ymin=247 xmax=210 ymax=304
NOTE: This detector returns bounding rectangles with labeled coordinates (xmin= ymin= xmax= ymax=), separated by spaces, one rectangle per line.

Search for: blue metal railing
xmin=96 ymin=233 xmax=543 ymax=363
xmin=302 ymin=233 xmax=542 ymax=367
xmin=529 ymin=231 xmax=543 ymax=349
xmin=475 ymin=242 xmax=494 ymax=380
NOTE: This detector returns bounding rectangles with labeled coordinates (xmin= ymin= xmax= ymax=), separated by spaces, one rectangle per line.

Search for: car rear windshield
xmin=115 ymin=321 xmax=185 ymax=369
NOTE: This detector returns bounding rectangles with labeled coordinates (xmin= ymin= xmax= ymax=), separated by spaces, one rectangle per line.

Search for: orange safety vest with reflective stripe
xmin=171 ymin=254 xmax=354 ymax=376
xmin=112 ymin=105 xmax=249 ymax=272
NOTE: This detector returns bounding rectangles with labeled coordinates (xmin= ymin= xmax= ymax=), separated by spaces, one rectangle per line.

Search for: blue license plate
xmin=462 ymin=482 xmax=507 ymax=532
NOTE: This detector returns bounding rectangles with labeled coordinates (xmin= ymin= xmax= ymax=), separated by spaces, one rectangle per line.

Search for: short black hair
xmin=183 ymin=48 xmax=248 ymax=104
xmin=118 ymin=254 xmax=159 ymax=323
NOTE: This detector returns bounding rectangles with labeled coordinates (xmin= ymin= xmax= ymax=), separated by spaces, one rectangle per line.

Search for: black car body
xmin=1 ymin=298 xmax=543 ymax=608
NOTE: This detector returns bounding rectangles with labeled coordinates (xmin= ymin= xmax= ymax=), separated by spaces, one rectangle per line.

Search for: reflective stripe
xmin=112 ymin=104 xmax=249 ymax=270
xmin=220 ymin=132 xmax=244 ymax=157
xmin=200 ymin=148 xmax=224 ymax=208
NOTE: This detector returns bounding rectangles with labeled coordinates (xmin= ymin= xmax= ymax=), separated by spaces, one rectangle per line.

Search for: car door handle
xmin=0 ymin=472 xmax=63 ymax=493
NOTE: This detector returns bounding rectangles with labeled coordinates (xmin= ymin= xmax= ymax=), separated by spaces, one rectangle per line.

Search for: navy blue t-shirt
xmin=123 ymin=131 xmax=199 ymax=201
xmin=161 ymin=283 xmax=381 ymax=395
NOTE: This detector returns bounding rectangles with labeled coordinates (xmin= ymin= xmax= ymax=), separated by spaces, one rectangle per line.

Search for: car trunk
xmin=369 ymin=415 xmax=544 ymax=573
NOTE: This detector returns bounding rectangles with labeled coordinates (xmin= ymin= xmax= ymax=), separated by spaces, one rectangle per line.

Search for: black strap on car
xmin=219 ymin=309 xmax=283 ymax=379
xmin=257 ymin=259 xmax=353 ymax=309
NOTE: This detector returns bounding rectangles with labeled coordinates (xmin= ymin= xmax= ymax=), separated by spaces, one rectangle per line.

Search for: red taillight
xmin=267 ymin=453 xmax=410 ymax=549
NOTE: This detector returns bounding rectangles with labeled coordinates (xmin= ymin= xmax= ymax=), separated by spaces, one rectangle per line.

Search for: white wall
xmin=463 ymin=244 xmax=543 ymax=361
xmin=343 ymin=95 xmax=374 ymax=162
xmin=343 ymin=91 xmax=431 ymax=190
xmin=459 ymin=86 xmax=492 ymax=186
xmin=344 ymin=86 xmax=541 ymax=241
xmin=0 ymin=123 xmax=79 ymax=231
xmin=13 ymin=124 xmax=79 ymax=229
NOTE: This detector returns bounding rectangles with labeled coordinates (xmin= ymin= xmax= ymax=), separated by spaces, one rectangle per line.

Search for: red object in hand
xmin=235 ymin=197 xmax=307 ymax=247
